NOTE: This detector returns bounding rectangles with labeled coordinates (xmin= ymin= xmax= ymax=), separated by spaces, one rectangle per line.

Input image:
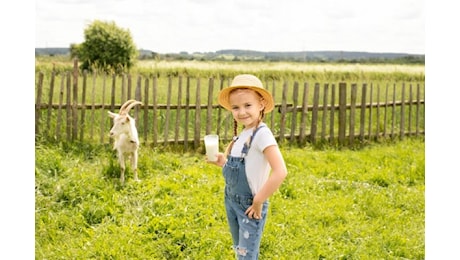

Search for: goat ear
xmin=108 ymin=111 xmax=118 ymax=118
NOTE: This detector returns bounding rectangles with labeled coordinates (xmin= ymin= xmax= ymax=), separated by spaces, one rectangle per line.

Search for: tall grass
xmin=35 ymin=138 xmax=424 ymax=259
xmin=35 ymin=57 xmax=425 ymax=82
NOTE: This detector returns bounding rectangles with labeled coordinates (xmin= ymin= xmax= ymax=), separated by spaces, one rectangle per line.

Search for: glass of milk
xmin=204 ymin=134 xmax=219 ymax=162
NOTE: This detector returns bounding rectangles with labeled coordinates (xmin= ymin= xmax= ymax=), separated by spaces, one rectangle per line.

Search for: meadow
xmin=35 ymin=137 xmax=424 ymax=259
xmin=35 ymin=57 xmax=425 ymax=82
xmin=35 ymin=58 xmax=425 ymax=259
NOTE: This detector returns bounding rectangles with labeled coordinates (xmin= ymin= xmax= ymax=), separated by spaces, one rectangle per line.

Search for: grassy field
xmin=35 ymin=137 xmax=424 ymax=259
xmin=34 ymin=57 xmax=425 ymax=258
xmin=35 ymin=56 xmax=425 ymax=73
xmin=35 ymin=57 xmax=425 ymax=82
xmin=136 ymin=59 xmax=425 ymax=73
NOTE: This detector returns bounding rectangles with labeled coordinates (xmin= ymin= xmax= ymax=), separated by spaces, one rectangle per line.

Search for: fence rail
xmin=35 ymin=65 xmax=425 ymax=149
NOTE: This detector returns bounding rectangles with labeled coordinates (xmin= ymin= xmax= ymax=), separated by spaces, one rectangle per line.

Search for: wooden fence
xmin=35 ymin=66 xmax=425 ymax=150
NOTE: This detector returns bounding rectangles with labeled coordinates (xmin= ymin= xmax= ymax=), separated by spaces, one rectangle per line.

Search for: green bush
xmin=71 ymin=20 xmax=138 ymax=74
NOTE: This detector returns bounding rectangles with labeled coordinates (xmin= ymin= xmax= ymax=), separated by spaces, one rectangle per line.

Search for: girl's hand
xmin=206 ymin=152 xmax=226 ymax=167
xmin=245 ymin=202 xmax=263 ymax=220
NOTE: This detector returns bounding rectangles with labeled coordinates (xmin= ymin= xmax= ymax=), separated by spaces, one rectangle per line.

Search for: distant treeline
xmin=35 ymin=48 xmax=425 ymax=64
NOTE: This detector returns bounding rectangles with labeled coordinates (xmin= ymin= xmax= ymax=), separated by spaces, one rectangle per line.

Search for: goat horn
xmin=119 ymin=100 xmax=138 ymax=114
xmin=121 ymin=100 xmax=143 ymax=114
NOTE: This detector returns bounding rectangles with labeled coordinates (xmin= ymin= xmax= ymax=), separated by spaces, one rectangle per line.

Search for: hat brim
xmin=218 ymin=86 xmax=275 ymax=113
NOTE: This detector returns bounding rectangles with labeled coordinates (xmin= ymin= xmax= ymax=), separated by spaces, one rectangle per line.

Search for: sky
xmin=35 ymin=0 xmax=425 ymax=54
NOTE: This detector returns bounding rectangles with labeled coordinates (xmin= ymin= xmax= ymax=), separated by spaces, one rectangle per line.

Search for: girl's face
xmin=228 ymin=88 xmax=265 ymax=129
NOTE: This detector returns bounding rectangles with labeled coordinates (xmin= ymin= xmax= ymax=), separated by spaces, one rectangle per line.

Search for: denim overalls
xmin=223 ymin=126 xmax=269 ymax=259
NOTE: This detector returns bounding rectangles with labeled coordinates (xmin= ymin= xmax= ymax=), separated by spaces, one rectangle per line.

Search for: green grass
xmin=35 ymin=137 xmax=424 ymax=259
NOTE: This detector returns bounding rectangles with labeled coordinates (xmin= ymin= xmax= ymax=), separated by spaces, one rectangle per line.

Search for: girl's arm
xmin=253 ymin=145 xmax=288 ymax=204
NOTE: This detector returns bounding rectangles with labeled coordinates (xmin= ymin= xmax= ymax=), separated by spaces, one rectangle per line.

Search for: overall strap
xmin=241 ymin=125 xmax=265 ymax=157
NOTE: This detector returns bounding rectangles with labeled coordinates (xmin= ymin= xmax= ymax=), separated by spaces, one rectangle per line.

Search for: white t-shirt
xmin=230 ymin=123 xmax=278 ymax=195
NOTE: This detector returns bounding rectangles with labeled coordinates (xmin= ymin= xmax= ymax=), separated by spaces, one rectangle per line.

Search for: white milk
xmin=204 ymin=135 xmax=219 ymax=162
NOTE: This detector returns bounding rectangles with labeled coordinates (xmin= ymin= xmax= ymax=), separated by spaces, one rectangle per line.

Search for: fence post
xmin=99 ymin=73 xmax=107 ymax=144
xmin=383 ymin=84 xmax=389 ymax=138
xmin=206 ymin=77 xmax=214 ymax=135
xmin=359 ymin=83 xmax=367 ymax=142
xmin=270 ymin=80 xmax=276 ymax=132
xmin=65 ymin=72 xmax=72 ymax=142
xmin=367 ymin=84 xmax=373 ymax=141
xmin=299 ymin=82 xmax=309 ymax=143
xmin=184 ymin=76 xmax=190 ymax=150
xmin=349 ymin=83 xmax=357 ymax=145
xmin=90 ymin=72 xmax=96 ymax=140
xmin=152 ymin=75 xmax=158 ymax=146
xmin=400 ymin=83 xmax=406 ymax=140
xmin=338 ymin=82 xmax=347 ymax=146
xmin=290 ymin=82 xmax=299 ymax=143
xmin=110 ymin=74 xmax=117 ymax=112
xmin=72 ymin=59 xmax=79 ymax=141
xmin=216 ymin=76 xmax=225 ymax=138
xmin=79 ymin=70 xmax=87 ymax=142
xmin=408 ymin=84 xmax=413 ymax=135
xmin=194 ymin=78 xmax=201 ymax=148
xmin=35 ymin=72 xmax=44 ymax=136
xmin=46 ymin=71 xmax=55 ymax=138
xmin=127 ymin=74 xmax=132 ymax=100
xmin=391 ymin=84 xmax=396 ymax=139
xmin=56 ymin=76 xmax=65 ymax=141
xmin=121 ymin=73 xmax=126 ymax=103
xmin=321 ymin=83 xmax=329 ymax=141
xmin=164 ymin=76 xmax=172 ymax=146
xmin=329 ymin=84 xmax=336 ymax=144
xmin=279 ymin=81 xmax=288 ymax=142
xmin=416 ymin=84 xmax=421 ymax=136
xmin=310 ymin=83 xmax=320 ymax=144
xmin=175 ymin=76 xmax=183 ymax=146
xmin=135 ymin=75 xmax=142 ymax=122
xmin=375 ymin=84 xmax=381 ymax=139
xmin=143 ymin=77 xmax=149 ymax=144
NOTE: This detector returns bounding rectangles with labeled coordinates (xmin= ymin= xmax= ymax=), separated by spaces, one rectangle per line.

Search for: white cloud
xmin=35 ymin=0 xmax=425 ymax=54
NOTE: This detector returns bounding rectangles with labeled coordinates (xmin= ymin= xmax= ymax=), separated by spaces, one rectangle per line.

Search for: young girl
xmin=207 ymin=74 xmax=288 ymax=259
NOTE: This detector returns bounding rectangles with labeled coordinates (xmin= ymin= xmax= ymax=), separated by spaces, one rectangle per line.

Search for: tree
xmin=71 ymin=20 xmax=138 ymax=74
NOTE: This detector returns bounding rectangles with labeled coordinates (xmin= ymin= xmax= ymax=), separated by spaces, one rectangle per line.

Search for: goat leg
xmin=118 ymin=151 xmax=126 ymax=184
xmin=132 ymin=151 xmax=139 ymax=182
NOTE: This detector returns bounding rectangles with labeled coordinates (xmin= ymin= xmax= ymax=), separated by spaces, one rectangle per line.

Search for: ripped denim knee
xmin=232 ymin=245 xmax=249 ymax=259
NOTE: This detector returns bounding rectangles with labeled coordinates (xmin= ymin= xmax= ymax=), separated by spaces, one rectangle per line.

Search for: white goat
xmin=108 ymin=99 xmax=143 ymax=184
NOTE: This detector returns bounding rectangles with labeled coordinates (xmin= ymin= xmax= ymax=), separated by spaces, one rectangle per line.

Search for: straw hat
xmin=218 ymin=74 xmax=275 ymax=113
